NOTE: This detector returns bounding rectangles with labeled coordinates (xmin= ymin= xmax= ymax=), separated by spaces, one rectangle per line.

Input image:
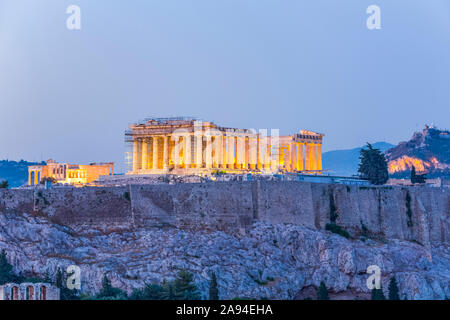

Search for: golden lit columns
xmin=141 ymin=140 xmax=148 ymax=170
xmin=256 ymin=135 xmax=263 ymax=170
xmin=311 ymin=143 xmax=318 ymax=171
xmin=227 ymin=135 xmax=234 ymax=169
xmin=221 ymin=134 xmax=227 ymax=169
xmin=249 ymin=135 xmax=256 ymax=170
xmin=133 ymin=139 xmax=139 ymax=172
xmin=205 ymin=135 xmax=213 ymax=168
xmin=296 ymin=143 xmax=304 ymax=171
xmin=290 ymin=142 xmax=297 ymax=171
xmin=236 ymin=135 xmax=244 ymax=169
xmin=184 ymin=134 xmax=192 ymax=168
xmin=163 ymin=136 xmax=169 ymax=169
xmin=195 ymin=133 xmax=203 ymax=168
xmin=173 ymin=135 xmax=180 ymax=168
xmin=316 ymin=144 xmax=322 ymax=171
xmin=304 ymin=144 xmax=311 ymax=171
xmin=152 ymin=137 xmax=159 ymax=170
xmin=213 ymin=134 xmax=222 ymax=169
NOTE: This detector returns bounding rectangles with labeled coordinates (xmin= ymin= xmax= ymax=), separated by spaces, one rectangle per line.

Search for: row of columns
xmin=28 ymin=170 xmax=41 ymax=185
xmin=132 ymin=134 xmax=322 ymax=172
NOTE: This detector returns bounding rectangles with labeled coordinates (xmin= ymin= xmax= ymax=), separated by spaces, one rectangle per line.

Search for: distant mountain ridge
xmin=322 ymin=142 xmax=394 ymax=177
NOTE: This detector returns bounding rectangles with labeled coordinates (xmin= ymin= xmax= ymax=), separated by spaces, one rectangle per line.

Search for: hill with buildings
xmin=322 ymin=142 xmax=394 ymax=176
xmin=0 ymin=160 xmax=44 ymax=188
xmin=386 ymin=126 xmax=450 ymax=178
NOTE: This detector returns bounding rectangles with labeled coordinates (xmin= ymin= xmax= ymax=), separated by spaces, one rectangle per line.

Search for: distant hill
xmin=386 ymin=125 xmax=450 ymax=178
xmin=0 ymin=160 xmax=44 ymax=188
xmin=322 ymin=142 xmax=394 ymax=176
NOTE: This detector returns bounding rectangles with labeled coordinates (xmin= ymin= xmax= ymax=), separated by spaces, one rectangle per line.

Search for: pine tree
xmin=174 ymin=270 xmax=200 ymax=300
xmin=209 ymin=272 xmax=219 ymax=300
xmin=0 ymin=249 xmax=15 ymax=284
xmin=388 ymin=276 xmax=400 ymax=300
xmin=358 ymin=143 xmax=389 ymax=185
xmin=161 ymin=281 xmax=176 ymax=300
xmin=411 ymin=166 xmax=417 ymax=183
xmin=96 ymin=273 xmax=125 ymax=299
xmin=317 ymin=281 xmax=330 ymax=300
xmin=371 ymin=287 xmax=386 ymax=300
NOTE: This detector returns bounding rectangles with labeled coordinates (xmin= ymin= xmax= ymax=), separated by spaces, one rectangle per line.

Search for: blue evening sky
xmin=0 ymin=0 xmax=449 ymax=172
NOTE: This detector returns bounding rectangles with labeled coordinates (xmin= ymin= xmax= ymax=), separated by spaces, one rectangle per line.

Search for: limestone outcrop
xmin=0 ymin=181 xmax=448 ymax=299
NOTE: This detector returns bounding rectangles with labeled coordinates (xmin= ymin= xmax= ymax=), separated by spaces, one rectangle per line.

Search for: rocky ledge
xmin=0 ymin=212 xmax=448 ymax=299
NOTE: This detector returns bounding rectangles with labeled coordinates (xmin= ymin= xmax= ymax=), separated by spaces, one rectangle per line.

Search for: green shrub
xmin=326 ymin=223 xmax=351 ymax=239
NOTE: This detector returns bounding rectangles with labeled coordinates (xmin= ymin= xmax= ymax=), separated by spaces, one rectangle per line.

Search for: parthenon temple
xmin=125 ymin=117 xmax=324 ymax=175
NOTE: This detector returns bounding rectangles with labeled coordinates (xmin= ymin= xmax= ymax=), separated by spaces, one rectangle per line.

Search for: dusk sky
xmin=1 ymin=0 xmax=449 ymax=172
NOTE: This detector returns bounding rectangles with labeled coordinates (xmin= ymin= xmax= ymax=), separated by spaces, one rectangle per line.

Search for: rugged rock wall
xmin=0 ymin=182 xmax=449 ymax=299
xmin=1 ymin=182 xmax=448 ymax=246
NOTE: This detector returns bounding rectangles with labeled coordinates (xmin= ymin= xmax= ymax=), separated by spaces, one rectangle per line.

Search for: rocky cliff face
xmin=386 ymin=126 xmax=450 ymax=178
xmin=0 ymin=182 xmax=448 ymax=299
xmin=0 ymin=212 xmax=448 ymax=300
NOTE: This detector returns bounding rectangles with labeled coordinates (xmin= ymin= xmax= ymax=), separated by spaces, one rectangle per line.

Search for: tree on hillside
xmin=131 ymin=283 xmax=164 ymax=300
xmin=388 ymin=276 xmax=400 ymax=300
xmin=96 ymin=273 xmax=126 ymax=300
xmin=0 ymin=249 xmax=15 ymax=284
xmin=55 ymin=268 xmax=80 ymax=300
xmin=174 ymin=270 xmax=201 ymax=300
xmin=371 ymin=287 xmax=386 ymax=300
xmin=209 ymin=272 xmax=219 ymax=300
xmin=358 ymin=143 xmax=389 ymax=185
xmin=317 ymin=281 xmax=330 ymax=300
xmin=0 ymin=180 xmax=8 ymax=189
xmin=410 ymin=166 xmax=426 ymax=184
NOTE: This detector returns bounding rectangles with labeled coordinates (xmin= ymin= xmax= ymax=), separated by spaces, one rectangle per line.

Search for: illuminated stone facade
xmin=125 ymin=117 xmax=324 ymax=175
xmin=28 ymin=159 xmax=114 ymax=186
xmin=0 ymin=283 xmax=60 ymax=300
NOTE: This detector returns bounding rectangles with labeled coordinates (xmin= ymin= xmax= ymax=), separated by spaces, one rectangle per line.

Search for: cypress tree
xmin=317 ymin=281 xmax=330 ymax=300
xmin=209 ymin=272 xmax=219 ymax=300
xmin=358 ymin=143 xmax=389 ymax=185
xmin=0 ymin=249 xmax=15 ymax=284
xmin=388 ymin=276 xmax=400 ymax=300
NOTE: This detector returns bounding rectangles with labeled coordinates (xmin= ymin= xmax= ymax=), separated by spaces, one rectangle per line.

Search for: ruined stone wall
xmin=0 ymin=182 xmax=448 ymax=246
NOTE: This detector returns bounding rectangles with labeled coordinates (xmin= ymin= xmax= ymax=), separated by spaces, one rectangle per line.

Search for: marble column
xmin=141 ymin=140 xmax=148 ymax=170
xmin=244 ymin=136 xmax=249 ymax=170
xmin=317 ymin=144 xmax=322 ymax=171
xmin=256 ymin=136 xmax=262 ymax=170
xmin=133 ymin=139 xmax=139 ymax=172
xmin=264 ymin=144 xmax=271 ymax=171
xmin=185 ymin=134 xmax=191 ymax=168
xmin=152 ymin=137 xmax=158 ymax=169
xmin=227 ymin=136 xmax=234 ymax=169
xmin=290 ymin=143 xmax=297 ymax=172
xmin=311 ymin=144 xmax=317 ymax=171
xmin=173 ymin=136 xmax=180 ymax=168
xmin=297 ymin=143 xmax=304 ymax=171
xmin=205 ymin=135 xmax=212 ymax=168
xmin=236 ymin=136 xmax=243 ymax=169
xmin=249 ymin=136 xmax=256 ymax=170
xmin=196 ymin=134 xmax=203 ymax=168
xmin=163 ymin=136 xmax=169 ymax=169
xmin=213 ymin=135 xmax=220 ymax=168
